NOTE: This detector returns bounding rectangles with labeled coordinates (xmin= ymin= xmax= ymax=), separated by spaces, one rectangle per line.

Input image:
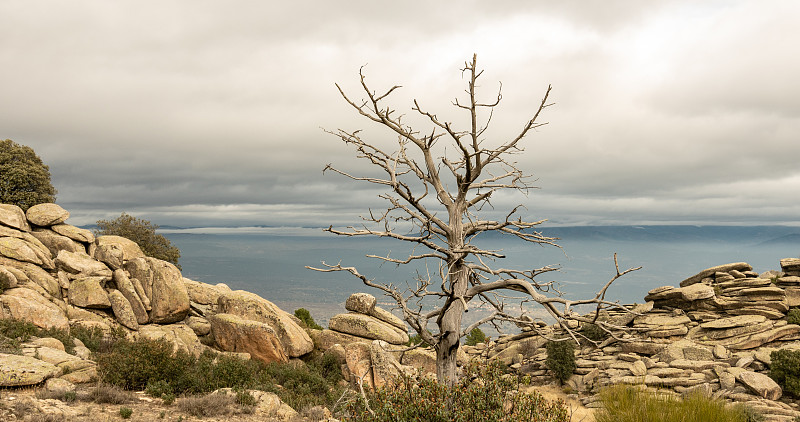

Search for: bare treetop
xmin=309 ymin=54 xmax=638 ymax=385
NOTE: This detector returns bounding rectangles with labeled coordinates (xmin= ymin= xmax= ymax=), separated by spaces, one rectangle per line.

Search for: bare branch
xmin=317 ymin=54 xmax=636 ymax=385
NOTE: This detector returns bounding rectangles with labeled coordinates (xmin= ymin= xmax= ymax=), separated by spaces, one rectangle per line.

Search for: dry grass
xmin=177 ymin=391 xmax=239 ymax=417
xmin=594 ymin=384 xmax=761 ymax=422
xmin=84 ymin=383 xmax=135 ymax=404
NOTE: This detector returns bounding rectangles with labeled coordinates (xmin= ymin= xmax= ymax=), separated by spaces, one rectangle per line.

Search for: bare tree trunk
xmin=436 ymin=259 xmax=469 ymax=386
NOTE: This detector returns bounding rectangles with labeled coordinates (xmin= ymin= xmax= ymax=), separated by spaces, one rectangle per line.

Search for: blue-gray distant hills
xmin=537 ymin=225 xmax=800 ymax=243
xmin=158 ymin=225 xmax=800 ymax=328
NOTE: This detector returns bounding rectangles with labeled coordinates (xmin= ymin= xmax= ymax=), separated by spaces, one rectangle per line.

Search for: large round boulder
xmin=0 ymin=353 xmax=60 ymax=386
xmin=209 ymin=313 xmax=288 ymax=364
xmin=328 ymin=313 xmax=409 ymax=345
xmin=217 ymin=290 xmax=313 ymax=357
xmin=26 ymin=203 xmax=69 ymax=227
xmin=0 ymin=287 xmax=69 ymax=330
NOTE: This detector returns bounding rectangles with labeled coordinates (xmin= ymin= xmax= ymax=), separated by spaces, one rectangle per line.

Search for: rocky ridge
xmin=3 ymin=201 xmax=800 ymax=420
xmin=470 ymin=258 xmax=800 ymax=421
xmin=0 ymin=203 xmax=331 ymax=421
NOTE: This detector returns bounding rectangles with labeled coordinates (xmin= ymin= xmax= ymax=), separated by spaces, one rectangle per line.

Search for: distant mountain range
xmin=537 ymin=225 xmax=800 ymax=244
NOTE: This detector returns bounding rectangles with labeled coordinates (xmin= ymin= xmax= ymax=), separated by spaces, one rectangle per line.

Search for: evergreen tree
xmin=0 ymin=139 xmax=57 ymax=211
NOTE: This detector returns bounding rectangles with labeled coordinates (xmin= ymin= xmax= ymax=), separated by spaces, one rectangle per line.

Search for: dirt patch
xmin=0 ymin=385 xmax=292 ymax=422
xmin=525 ymin=384 xmax=595 ymax=422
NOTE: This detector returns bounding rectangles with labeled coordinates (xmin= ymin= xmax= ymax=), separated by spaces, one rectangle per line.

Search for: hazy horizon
xmin=167 ymin=224 xmax=800 ymax=328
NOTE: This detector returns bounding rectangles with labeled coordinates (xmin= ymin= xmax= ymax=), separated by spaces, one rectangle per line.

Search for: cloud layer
xmin=1 ymin=0 xmax=798 ymax=228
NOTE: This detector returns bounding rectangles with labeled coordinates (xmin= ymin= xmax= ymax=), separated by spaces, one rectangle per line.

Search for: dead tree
xmin=309 ymin=54 xmax=639 ymax=386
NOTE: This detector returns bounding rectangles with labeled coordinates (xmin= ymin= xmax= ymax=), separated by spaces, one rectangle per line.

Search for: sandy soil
xmin=0 ymin=385 xmax=292 ymax=422
xmin=525 ymin=384 xmax=596 ymax=422
xmin=1 ymin=382 xmax=595 ymax=422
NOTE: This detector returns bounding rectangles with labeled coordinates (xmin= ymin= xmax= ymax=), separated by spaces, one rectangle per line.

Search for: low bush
xmin=341 ymin=361 xmax=569 ymax=422
xmin=545 ymin=339 xmax=576 ymax=384
xmin=119 ymin=407 xmax=133 ymax=419
xmin=295 ymin=308 xmax=323 ymax=330
xmin=0 ymin=319 xmax=41 ymax=342
xmin=36 ymin=326 xmax=74 ymax=354
xmin=178 ymin=392 xmax=240 ymax=417
xmin=87 ymin=383 xmax=135 ymax=404
xmin=35 ymin=389 xmax=77 ymax=403
xmin=0 ymin=319 xmax=75 ymax=354
xmin=94 ymin=334 xmax=344 ymax=410
xmin=95 ymin=337 xmax=194 ymax=391
xmin=770 ymin=349 xmax=800 ymax=397
xmin=179 ymin=351 xmax=262 ymax=394
xmin=407 ymin=333 xmax=430 ymax=347
xmin=579 ymin=323 xmax=607 ymax=342
xmin=145 ymin=379 xmax=173 ymax=398
xmin=787 ymin=309 xmax=800 ymax=326
xmin=69 ymin=325 xmax=107 ymax=353
xmin=0 ymin=318 xmax=39 ymax=352
xmin=259 ymin=355 xmax=345 ymax=411
xmin=595 ymin=384 xmax=761 ymax=422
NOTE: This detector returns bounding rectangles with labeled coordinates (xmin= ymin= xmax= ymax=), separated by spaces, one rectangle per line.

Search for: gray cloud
xmin=1 ymin=1 xmax=798 ymax=228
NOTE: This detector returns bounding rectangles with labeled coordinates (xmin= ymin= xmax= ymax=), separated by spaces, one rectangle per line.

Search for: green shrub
xmin=180 ymin=351 xmax=261 ymax=393
xmin=407 ymin=333 xmax=429 ymax=347
xmin=0 ymin=318 xmax=39 ymax=353
xmin=770 ymin=349 xmax=800 ymax=397
xmin=235 ymin=388 xmax=257 ymax=407
xmin=145 ymin=379 xmax=173 ymax=398
xmin=87 ymin=383 xmax=135 ymax=404
xmin=787 ymin=309 xmax=800 ymax=326
xmin=342 ymin=361 xmax=568 ymax=422
xmin=162 ymin=392 xmax=176 ymax=405
xmin=119 ymin=407 xmax=133 ymax=419
xmin=579 ymin=323 xmax=607 ymax=342
xmin=37 ymin=326 xmax=75 ymax=355
xmin=95 ymin=337 xmax=194 ymax=391
xmin=545 ymin=339 xmax=576 ymax=384
xmin=464 ymin=327 xmax=486 ymax=346
xmin=0 ymin=318 xmax=39 ymax=342
xmin=595 ymin=384 xmax=760 ymax=422
xmin=69 ymin=325 xmax=107 ymax=353
xmin=0 ymin=319 xmax=76 ymax=354
xmin=294 ymin=308 xmax=323 ymax=330
xmin=258 ymin=357 xmax=344 ymax=411
xmin=35 ymin=388 xmax=77 ymax=403
xmin=95 ymin=212 xmax=181 ymax=269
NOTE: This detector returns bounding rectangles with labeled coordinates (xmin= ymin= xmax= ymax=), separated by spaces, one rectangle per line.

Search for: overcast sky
xmin=2 ymin=0 xmax=798 ymax=229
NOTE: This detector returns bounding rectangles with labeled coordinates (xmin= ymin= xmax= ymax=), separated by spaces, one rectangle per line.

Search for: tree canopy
xmin=0 ymin=139 xmax=57 ymax=211
xmin=95 ymin=213 xmax=181 ymax=269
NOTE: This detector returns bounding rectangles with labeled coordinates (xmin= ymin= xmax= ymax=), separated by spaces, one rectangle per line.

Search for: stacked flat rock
xmin=715 ymin=278 xmax=788 ymax=320
xmin=497 ymin=259 xmax=800 ymax=421
xmin=327 ymin=293 xmax=409 ymax=345
xmin=690 ymin=315 xmax=800 ymax=350
xmin=646 ymin=263 xmax=791 ymax=320
xmin=774 ymin=275 xmax=800 ymax=307
xmin=781 ymin=258 xmax=800 ymax=277
xmin=632 ymin=311 xmax=691 ymax=338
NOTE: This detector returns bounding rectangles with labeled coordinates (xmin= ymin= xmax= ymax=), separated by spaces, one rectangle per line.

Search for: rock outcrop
xmin=0 ymin=201 xmax=341 ymax=392
xmin=217 ymin=290 xmax=313 ymax=357
xmin=209 ymin=313 xmax=289 ymax=364
xmin=327 ymin=293 xmax=409 ymax=345
xmin=472 ymin=259 xmax=800 ymax=421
